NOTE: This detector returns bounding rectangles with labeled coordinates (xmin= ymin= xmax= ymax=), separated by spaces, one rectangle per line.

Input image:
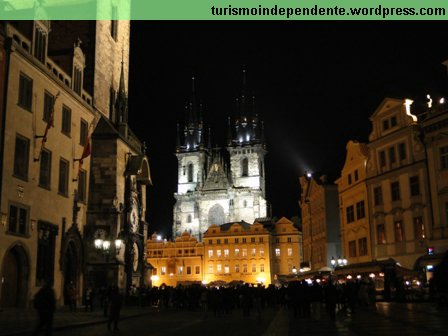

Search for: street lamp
xmin=331 ymin=256 xmax=348 ymax=269
xmin=94 ymin=236 xmax=123 ymax=261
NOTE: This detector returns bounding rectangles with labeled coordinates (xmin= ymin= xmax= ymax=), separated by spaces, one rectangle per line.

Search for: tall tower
xmin=173 ymin=78 xmax=209 ymax=238
xmin=172 ymin=70 xmax=268 ymax=241
xmin=227 ymin=68 xmax=267 ymax=220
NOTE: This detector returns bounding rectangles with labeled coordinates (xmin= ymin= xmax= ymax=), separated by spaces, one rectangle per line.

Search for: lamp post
xmin=94 ymin=236 xmax=124 ymax=262
xmin=330 ymin=256 xmax=348 ymax=270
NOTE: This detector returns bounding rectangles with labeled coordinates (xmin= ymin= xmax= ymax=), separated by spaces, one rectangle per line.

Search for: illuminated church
xmin=173 ymin=72 xmax=268 ymax=240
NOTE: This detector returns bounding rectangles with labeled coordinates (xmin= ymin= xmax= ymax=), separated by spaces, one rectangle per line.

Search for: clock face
xmin=129 ymin=198 xmax=139 ymax=233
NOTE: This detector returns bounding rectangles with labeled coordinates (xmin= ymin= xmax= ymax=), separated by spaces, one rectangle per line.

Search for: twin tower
xmin=173 ymin=71 xmax=268 ymax=240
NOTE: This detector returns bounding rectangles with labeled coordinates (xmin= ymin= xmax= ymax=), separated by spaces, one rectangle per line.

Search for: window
xmin=58 ymin=158 xmax=69 ymax=196
xmin=242 ymin=238 xmax=247 ymax=243
xmin=377 ymin=224 xmax=386 ymax=244
xmin=440 ymin=146 xmax=448 ymax=170
xmin=78 ymin=169 xmax=87 ymax=203
xmin=275 ymin=238 xmax=279 ymax=243
xmin=346 ymin=205 xmax=355 ymax=223
xmin=34 ymin=26 xmax=47 ymax=63
xmin=185 ymin=266 xmax=191 ymax=275
xmin=216 ymin=250 xmax=221 ymax=257
xmin=235 ymin=264 xmax=240 ymax=273
xmin=348 ymin=174 xmax=352 ymax=185
xmin=243 ymin=200 xmax=247 ymax=207
xmin=224 ymin=249 xmax=229 ymax=257
xmin=39 ymin=149 xmax=51 ymax=189
xmin=235 ymin=238 xmax=239 ymax=244
xmin=389 ymin=147 xmax=396 ymax=165
xmin=251 ymin=264 xmax=256 ymax=273
xmin=217 ymin=264 xmax=222 ymax=273
xmin=43 ymin=91 xmax=54 ymax=123
xmin=356 ymin=201 xmax=365 ymax=219
xmin=414 ymin=217 xmax=425 ymax=240
xmin=234 ymin=248 xmax=239 ymax=257
xmin=287 ymin=248 xmax=292 ymax=256
xmin=242 ymin=158 xmax=248 ymax=177
xmin=8 ymin=203 xmax=28 ymax=235
xmin=259 ymin=237 xmax=264 ymax=243
xmin=195 ymin=266 xmax=200 ymax=274
xmin=61 ymin=105 xmax=71 ymax=136
xmin=394 ymin=221 xmax=404 ymax=242
xmin=354 ymin=170 xmax=359 ymax=181
xmin=187 ymin=214 xmax=192 ymax=223
xmin=111 ymin=6 xmax=118 ymax=40
xmin=379 ymin=150 xmax=386 ymax=167
xmin=390 ymin=116 xmax=397 ymax=127
xmin=275 ymin=248 xmax=280 ymax=257
xmin=80 ymin=119 xmax=88 ymax=146
xmin=152 ymin=268 xmax=157 ymax=276
xmin=259 ymin=247 xmax=264 ymax=257
xmin=348 ymin=240 xmax=357 ymax=257
xmin=250 ymin=237 xmax=255 ymax=243
xmin=398 ymin=143 xmax=407 ymax=161
xmin=391 ymin=181 xmax=400 ymax=201
xmin=251 ymin=248 xmax=256 ymax=257
xmin=260 ymin=264 xmax=265 ymax=272
xmin=243 ymin=264 xmax=247 ymax=273
xmin=187 ymin=163 xmax=193 ymax=182
xmin=224 ymin=265 xmax=229 ymax=273
xmin=382 ymin=119 xmax=389 ymax=131
xmin=208 ymin=239 xmax=212 ymax=245
xmin=73 ymin=66 xmax=82 ymax=95
xmin=161 ymin=266 xmax=166 ymax=275
xmin=36 ymin=222 xmax=57 ymax=286
xmin=224 ymin=238 xmax=228 ymax=244
xmin=217 ymin=239 xmax=221 ymax=245
xmin=374 ymin=186 xmax=383 ymax=206
xmin=18 ymin=73 xmax=33 ymax=111
xmin=358 ymin=238 xmax=368 ymax=256
xmin=14 ymin=135 xmax=30 ymax=180
xmin=409 ymin=176 xmax=420 ymax=196
xmin=287 ymin=237 xmax=292 ymax=243
xmin=242 ymin=249 xmax=247 ymax=257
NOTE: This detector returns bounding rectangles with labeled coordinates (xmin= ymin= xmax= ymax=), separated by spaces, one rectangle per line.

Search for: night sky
xmin=127 ymin=21 xmax=448 ymax=238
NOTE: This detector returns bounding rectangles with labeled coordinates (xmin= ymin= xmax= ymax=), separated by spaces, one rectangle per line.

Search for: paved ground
xmin=0 ymin=302 xmax=447 ymax=336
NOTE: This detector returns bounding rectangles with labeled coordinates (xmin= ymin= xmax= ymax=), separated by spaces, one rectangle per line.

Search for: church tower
xmin=172 ymin=70 xmax=268 ymax=241
xmin=173 ymin=78 xmax=209 ymax=238
xmin=227 ymin=69 xmax=267 ymax=220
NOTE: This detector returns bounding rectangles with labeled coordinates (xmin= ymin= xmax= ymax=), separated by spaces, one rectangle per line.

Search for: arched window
xmin=241 ymin=158 xmax=248 ymax=177
xmin=259 ymin=160 xmax=263 ymax=177
xmin=187 ymin=163 xmax=194 ymax=182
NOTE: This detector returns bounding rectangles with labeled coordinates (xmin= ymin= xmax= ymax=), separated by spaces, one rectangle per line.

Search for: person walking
xmin=33 ymin=280 xmax=56 ymax=336
xmin=107 ymin=286 xmax=123 ymax=331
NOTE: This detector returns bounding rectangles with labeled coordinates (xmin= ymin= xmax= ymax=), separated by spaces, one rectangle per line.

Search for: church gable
xmin=202 ymin=159 xmax=230 ymax=191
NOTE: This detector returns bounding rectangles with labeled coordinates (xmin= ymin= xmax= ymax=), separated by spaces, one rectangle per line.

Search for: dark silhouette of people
xmin=107 ymin=286 xmax=123 ymax=331
xmin=67 ymin=281 xmax=77 ymax=312
xmin=33 ymin=280 xmax=56 ymax=336
xmin=84 ymin=286 xmax=94 ymax=312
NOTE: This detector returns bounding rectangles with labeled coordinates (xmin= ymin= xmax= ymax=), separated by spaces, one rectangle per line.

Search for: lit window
xmin=275 ymin=248 xmax=280 ymax=257
xmin=251 ymin=248 xmax=256 ymax=257
xmin=224 ymin=249 xmax=229 ymax=257
xmin=217 ymin=264 xmax=222 ymax=273
xmin=216 ymin=250 xmax=221 ymax=257
xmin=208 ymin=250 xmax=213 ymax=258
xmin=287 ymin=248 xmax=292 ymax=256
xmin=161 ymin=266 xmax=166 ymax=275
xmin=242 ymin=249 xmax=247 ymax=257
xmin=208 ymin=265 xmax=213 ymax=274
xmin=234 ymin=248 xmax=240 ymax=257
xmin=224 ymin=265 xmax=229 ymax=273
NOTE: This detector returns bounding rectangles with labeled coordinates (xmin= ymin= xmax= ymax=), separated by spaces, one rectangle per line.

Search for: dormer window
xmin=382 ymin=115 xmax=398 ymax=131
xmin=33 ymin=22 xmax=47 ymax=63
xmin=72 ymin=40 xmax=85 ymax=96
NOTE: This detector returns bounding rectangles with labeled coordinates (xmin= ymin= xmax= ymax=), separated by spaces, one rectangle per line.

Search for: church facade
xmin=173 ymin=74 xmax=268 ymax=240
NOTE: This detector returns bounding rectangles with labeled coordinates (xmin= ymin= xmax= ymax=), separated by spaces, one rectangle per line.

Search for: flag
xmin=73 ymin=113 xmax=99 ymax=181
xmin=34 ymin=92 xmax=60 ymax=162
xmin=79 ymin=136 xmax=91 ymax=164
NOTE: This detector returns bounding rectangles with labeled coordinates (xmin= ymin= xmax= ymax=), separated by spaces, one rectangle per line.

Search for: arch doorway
xmin=1 ymin=245 xmax=29 ymax=308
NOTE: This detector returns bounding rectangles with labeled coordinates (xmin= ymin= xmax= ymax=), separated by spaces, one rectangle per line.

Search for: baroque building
xmin=0 ymin=17 xmax=151 ymax=309
xmin=336 ymin=141 xmax=372 ymax=265
xmin=299 ymin=174 xmax=341 ymax=272
xmin=173 ymin=73 xmax=267 ymax=240
xmin=147 ymin=217 xmax=300 ymax=287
